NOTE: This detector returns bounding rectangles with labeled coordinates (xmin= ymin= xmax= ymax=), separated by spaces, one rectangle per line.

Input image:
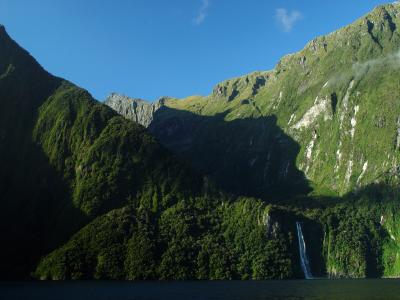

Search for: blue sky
xmin=0 ymin=0 xmax=391 ymax=101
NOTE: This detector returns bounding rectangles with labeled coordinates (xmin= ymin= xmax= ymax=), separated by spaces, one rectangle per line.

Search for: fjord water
xmin=2 ymin=280 xmax=400 ymax=300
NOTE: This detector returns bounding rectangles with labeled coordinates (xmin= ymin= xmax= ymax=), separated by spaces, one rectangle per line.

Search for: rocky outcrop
xmin=106 ymin=3 xmax=400 ymax=199
xmin=105 ymin=93 xmax=167 ymax=127
xmin=211 ymin=72 xmax=270 ymax=101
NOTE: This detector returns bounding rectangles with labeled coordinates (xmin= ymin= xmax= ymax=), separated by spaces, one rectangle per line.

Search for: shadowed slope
xmin=0 ymin=25 xmax=205 ymax=278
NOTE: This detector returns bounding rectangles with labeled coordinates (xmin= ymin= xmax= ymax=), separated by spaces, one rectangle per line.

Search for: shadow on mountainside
xmin=0 ymin=58 xmax=94 ymax=278
xmin=149 ymin=106 xmax=312 ymax=202
xmin=0 ymin=83 xmax=91 ymax=279
xmin=289 ymin=183 xmax=400 ymax=279
xmin=0 ymin=25 xmax=211 ymax=279
xmin=0 ymin=137 xmax=91 ymax=279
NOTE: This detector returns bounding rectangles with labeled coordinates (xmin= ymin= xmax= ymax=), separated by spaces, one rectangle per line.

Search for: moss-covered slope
xmin=0 ymin=25 xmax=301 ymax=280
xmin=5 ymin=3 xmax=400 ymax=281
xmin=108 ymin=3 xmax=400 ymax=199
xmin=0 ymin=25 xmax=203 ymax=278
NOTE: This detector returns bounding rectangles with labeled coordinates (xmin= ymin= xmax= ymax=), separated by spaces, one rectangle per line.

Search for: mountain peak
xmin=105 ymin=93 xmax=165 ymax=127
xmin=368 ymin=2 xmax=400 ymax=17
xmin=0 ymin=25 xmax=12 ymax=42
xmin=5 ymin=3 xmax=400 ymax=281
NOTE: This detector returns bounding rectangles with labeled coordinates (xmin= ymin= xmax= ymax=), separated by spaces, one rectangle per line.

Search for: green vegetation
xmin=104 ymin=3 xmax=400 ymax=278
xmin=0 ymin=23 xmax=301 ymax=280
xmin=3 ymin=3 xmax=400 ymax=281
xmin=132 ymin=3 xmax=400 ymax=200
xmin=34 ymin=198 xmax=302 ymax=280
xmin=0 ymin=25 xmax=208 ymax=279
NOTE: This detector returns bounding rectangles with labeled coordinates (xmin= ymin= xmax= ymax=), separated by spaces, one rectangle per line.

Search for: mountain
xmin=0 ymin=24 xmax=302 ymax=280
xmin=3 ymin=3 xmax=400 ymax=281
xmin=105 ymin=2 xmax=400 ymax=278
xmin=107 ymin=3 xmax=400 ymax=199
xmin=0 ymin=23 xmax=202 ymax=277
xmin=105 ymin=93 xmax=167 ymax=127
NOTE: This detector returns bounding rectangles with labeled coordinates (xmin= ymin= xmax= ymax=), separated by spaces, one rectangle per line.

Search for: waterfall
xmin=296 ymin=222 xmax=313 ymax=279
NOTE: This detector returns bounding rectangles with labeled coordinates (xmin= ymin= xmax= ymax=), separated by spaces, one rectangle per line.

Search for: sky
xmin=0 ymin=0 xmax=392 ymax=101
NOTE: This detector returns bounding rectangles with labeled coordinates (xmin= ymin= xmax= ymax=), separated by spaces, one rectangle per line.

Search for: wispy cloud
xmin=194 ymin=0 xmax=210 ymax=25
xmin=276 ymin=8 xmax=303 ymax=32
xmin=352 ymin=51 xmax=400 ymax=79
xmin=327 ymin=50 xmax=400 ymax=87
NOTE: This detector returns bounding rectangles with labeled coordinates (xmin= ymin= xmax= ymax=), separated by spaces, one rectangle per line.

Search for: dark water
xmin=1 ymin=279 xmax=400 ymax=300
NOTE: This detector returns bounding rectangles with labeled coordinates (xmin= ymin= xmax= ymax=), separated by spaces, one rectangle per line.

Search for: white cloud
xmin=327 ymin=50 xmax=400 ymax=87
xmin=194 ymin=0 xmax=210 ymax=25
xmin=276 ymin=8 xmax=303 ymax=32
xmin=352 ymin=50 xmax=400 ymax=79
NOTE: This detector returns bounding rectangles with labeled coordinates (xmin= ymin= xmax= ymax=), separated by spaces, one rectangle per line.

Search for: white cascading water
xmin=296 ymin=222 xmax=313 ymax=279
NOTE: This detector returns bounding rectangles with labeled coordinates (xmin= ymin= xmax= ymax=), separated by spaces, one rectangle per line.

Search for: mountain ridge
xmin=106 ymin=2 xmax=400 ymax=105
xmin=0 ymin=24 xmax=304 ymax=280
xmin=3 ymin=3 xmax=400 ymax=280
xmin=106 ymin=1 xmax=400 ymax=199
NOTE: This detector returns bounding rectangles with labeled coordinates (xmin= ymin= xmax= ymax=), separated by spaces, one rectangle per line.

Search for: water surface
xmin=1 ymin=279 xmax=400 ymax=300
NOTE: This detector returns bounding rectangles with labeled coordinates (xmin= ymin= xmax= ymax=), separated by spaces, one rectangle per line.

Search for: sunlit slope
xmin=108 ymin=3 xmax=400 ymax=198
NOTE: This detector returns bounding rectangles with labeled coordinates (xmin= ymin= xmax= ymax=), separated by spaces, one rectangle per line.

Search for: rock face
xmin=107 ymin=3 xmax=400 ymax=199
xmin=5 ymin=4 xmax=400 ymax=281
xmin=1 ymin=25 xmax=303 ymax=281
xmin=105 ymin=93 xmax=167 ymax=127
xmin=211 ymin=72 xmax=270 ymax=101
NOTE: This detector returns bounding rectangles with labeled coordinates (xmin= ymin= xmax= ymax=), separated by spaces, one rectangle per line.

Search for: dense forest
xmin=2 ymin=3 xmax=400 ymax=280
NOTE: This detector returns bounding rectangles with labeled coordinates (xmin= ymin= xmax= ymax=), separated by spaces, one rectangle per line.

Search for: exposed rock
xmin=357 ymin=161 xmax=368 ymax=184
xmin=293 ymin=96 xmax=332 ymax=130
xmin=212 ymin=72 xmax=269 ymax=101
xmin=350 ymin=105 xmax=360 ymax=138
xmin=287 ymin=114 xmax=295 ymax=125
xmin=299 ymin=56 xmax=307 ymax=67
xmin=273 ymin=91 xmax=284 ymax=110
xmin=105 ymin=93 xmax=166 ymax=127
xmin=345 ymin=160 xmax=354 ymax=186
xmin=396 ymin=117 xmax=400 ymax=150
xmin=104 ymin=2 xmax=400 ymax=198
xmin=334 ymin=140 xmax=343 ymax=173
xmin=306 ymin=130 xmax=318 ymax=160
xmin=304 ymin=130 xmax=318 ymax=174
xmin=260 ymin=211 xmax=280 ymax=239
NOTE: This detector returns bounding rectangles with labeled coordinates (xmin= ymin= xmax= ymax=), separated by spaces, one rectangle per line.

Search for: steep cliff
xmin=107 ymin=3 xmax=400 ymax=200
xmin=4 ymin=3 xmax=400 ymax=280
xmin=105 ymin=93 xmax=168 ymax=127
xmin=102 ymin=3 xmax=400 ymax=279
xmin=0 ymin=24 xmax=301 ymax=280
